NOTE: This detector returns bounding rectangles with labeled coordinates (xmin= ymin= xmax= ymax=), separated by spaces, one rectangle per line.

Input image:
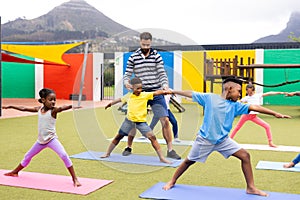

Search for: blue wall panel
xmin=122 ymin=51 xmax=174 ymax=95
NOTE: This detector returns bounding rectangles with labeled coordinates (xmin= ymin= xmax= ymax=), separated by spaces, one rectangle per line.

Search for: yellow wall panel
xmin=182 ymin=51 xmax=204 ymax=91
xmin=181 ymin=51 xmax=204 ymax=103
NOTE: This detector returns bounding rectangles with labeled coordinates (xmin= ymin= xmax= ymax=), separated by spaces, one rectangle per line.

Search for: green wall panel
xmin=2 ymin=55 xmax=35 ymax=98
xmin=263 ymin=49 xmax=300 ymax=105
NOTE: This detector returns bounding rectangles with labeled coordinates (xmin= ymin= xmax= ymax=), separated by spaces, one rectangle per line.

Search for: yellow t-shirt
xmin=121 ymin=92 xmax=154 ymax=122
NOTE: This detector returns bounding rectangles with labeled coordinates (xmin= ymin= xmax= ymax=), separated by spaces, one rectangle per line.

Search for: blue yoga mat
xmin=256 ymin=161 xmax=300 ymax=172
xmin=107 ymin=137 xmax=194 ymax=146
xmin=139 ymin=182 xmax=300 ymax=200
xmin=70 ymin=151 xmax=182 ymax=167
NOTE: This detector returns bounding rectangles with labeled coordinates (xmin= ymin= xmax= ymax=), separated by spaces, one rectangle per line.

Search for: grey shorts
xmin=188 ymin=135 xmax=241 ymax=163
xmin=148 ymin=95 xmax=168 ymax=118
xmin=119 ymin=118 xmax=152 ymax=137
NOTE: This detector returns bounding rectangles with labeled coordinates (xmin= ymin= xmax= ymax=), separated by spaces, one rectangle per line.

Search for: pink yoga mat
xmin=0 ymin=169 xmax=113 ymax=195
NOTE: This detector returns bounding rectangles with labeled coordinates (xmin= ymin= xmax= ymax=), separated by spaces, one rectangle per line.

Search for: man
xmin=123 ymin=32 xmax=181 ymax=159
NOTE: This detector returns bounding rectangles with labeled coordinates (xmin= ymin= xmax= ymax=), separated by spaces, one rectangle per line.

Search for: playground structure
xmin=203 ymin=52 xmax=300 ymax=95
xmin=203 ymin=53 xmax=255 ymax=93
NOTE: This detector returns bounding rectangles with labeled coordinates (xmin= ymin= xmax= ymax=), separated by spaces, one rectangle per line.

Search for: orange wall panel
xmin=44 ymin=53 xmax=93 ymax=100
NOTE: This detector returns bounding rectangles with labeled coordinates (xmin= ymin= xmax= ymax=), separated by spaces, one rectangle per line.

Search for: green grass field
xmin=0 ymin=104 xmax=299 ymax=199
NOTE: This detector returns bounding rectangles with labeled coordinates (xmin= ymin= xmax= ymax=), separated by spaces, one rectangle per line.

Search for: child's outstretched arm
xmin=52 ymin=105 xmax=81 ymax=118
xmin=55 ymin=105 xmax=73 ymax=112
xmin=55 ymin=105 xmax=82 ymax=113
xmin=172 ymin=90 xmax=193 ymax=98
xmin=105 ymin=98 xmax=122 ymax=109
xmin=153 ymin=90 xmax=172 ymax=96
xmin=262 ymin=91 xmax=287 ymax=97
xmin=249 ymin=105 xmax=291 ymax=118
xmin=2 ymin=105 xmax=39 ymax=112
xmin=286 ymin=92 xmax=300 ymax=97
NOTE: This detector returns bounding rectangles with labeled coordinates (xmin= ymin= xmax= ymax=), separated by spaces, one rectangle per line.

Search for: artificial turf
xmin=0 ymin=104 xmax=299 ymax=199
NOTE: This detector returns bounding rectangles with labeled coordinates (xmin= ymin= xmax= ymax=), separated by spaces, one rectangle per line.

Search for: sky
xmin=1 ymin=0 xmax=300 ymax=45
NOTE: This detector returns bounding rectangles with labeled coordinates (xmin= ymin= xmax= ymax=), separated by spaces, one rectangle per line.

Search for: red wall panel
xmin=44 ymin=53 xmax=93 ymax=100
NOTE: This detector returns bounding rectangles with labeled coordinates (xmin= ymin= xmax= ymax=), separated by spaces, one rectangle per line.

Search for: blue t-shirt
xmin=192 ymin=92 xmax=250 ymax=144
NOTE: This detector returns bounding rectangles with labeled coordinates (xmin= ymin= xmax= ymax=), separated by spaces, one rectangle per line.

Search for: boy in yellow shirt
xmin=101 ymin=77 xmax=171 ymax=164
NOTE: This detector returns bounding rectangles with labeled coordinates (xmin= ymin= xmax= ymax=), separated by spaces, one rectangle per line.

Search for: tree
xmin=288 ymin=32 xmax=300 ymax=42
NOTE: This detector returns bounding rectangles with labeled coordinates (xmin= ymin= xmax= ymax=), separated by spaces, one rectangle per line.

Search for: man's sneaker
xmin=167 ymin=150 xmax=181 ymax=160
xmin=174 ymin=138 xmax=181 ymax=143
xmin=122 ymin=147 xmax=132 ymax=156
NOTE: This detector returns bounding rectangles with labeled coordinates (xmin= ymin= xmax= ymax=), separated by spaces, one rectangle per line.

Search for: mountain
xmin=2 ymin=0 xmax=130 ymax=40
xmin=254 ymin=11 xmax=300 ymax=43
xmin=2 ymin=0 xmax=177 ymax=52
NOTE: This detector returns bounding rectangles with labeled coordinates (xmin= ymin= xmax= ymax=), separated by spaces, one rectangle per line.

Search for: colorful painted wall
xmin=180 ymin=51 xmax=204 ymax=103
xmin=43 ymin=53 xmax=92 ymax=100
xmin=116 ymin=49 xmax=299 ymax=106
xmin=119 ymin=51 xmax=175 ymax=95
xmin=2 ymin=53 xmax=104 ymax=101
xmin=3 ymin=49 xmax=299 ymax=105
xmin=262 ymin=49 xmax=300 ymax=105
xmin=2 ymin=55 xmax=35 ymax=98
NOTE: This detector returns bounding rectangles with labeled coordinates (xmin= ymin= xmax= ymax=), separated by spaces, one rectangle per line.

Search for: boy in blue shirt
xmin=163 ymin=78 xmax=291 ymax=196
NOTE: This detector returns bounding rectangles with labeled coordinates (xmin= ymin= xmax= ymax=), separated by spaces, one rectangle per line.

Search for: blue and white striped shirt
xmin=123 ymin=48 xmax=169 ymax=91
